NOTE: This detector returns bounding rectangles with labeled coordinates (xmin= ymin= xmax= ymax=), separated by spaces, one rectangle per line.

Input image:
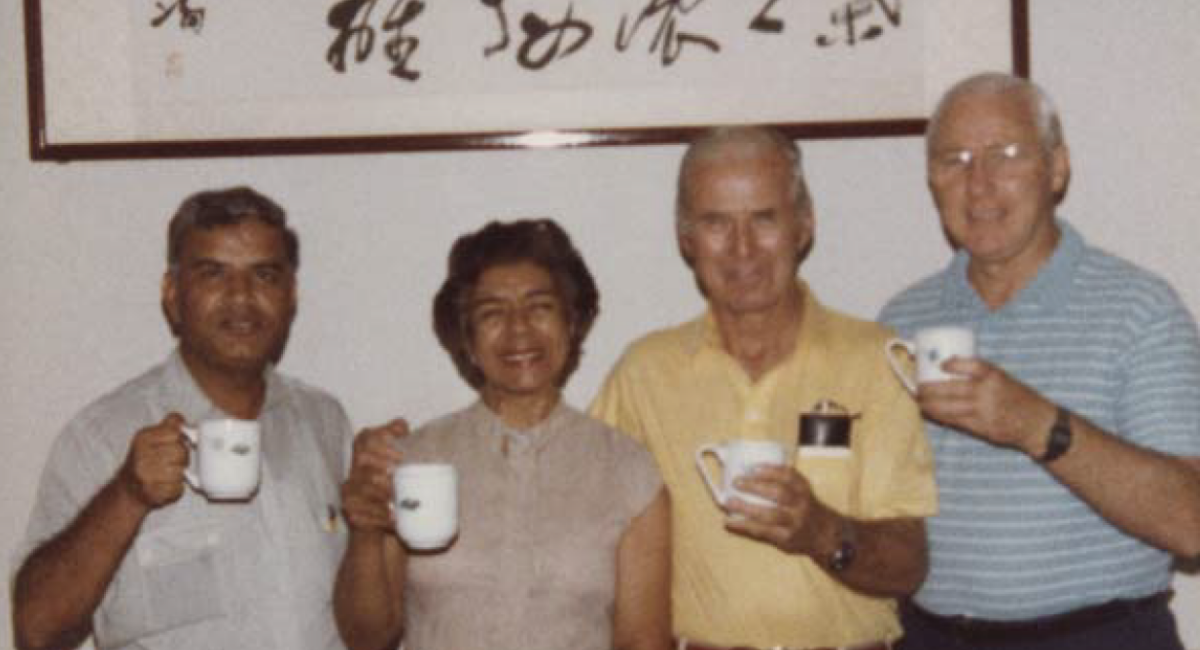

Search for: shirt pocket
xmin=109 ymin=522 xmax=227 ymax=642
xmin=291 ymin=502 xmax=347 ymax=604
xmin=795 ymin=451 xmax=860 ymax=515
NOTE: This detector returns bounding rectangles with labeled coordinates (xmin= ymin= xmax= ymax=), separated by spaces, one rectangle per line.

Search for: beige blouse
xmin=396 ymin=400 xmax=662 ymax=650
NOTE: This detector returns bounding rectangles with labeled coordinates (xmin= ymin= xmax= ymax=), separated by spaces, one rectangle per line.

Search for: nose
xmin=223 ymin=271 xmax=254 ymax=302
xmin=729 ymin=220 xmax=757 ymax=257
xmin=965 ymin=156 xmax=995 ymax=196
xmin=504 ymin=306 xmax=534 ymax=333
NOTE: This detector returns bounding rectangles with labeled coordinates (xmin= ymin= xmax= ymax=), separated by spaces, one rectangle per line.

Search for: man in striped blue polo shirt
xmin=879 ymin=72 xmax=1200 ymax=650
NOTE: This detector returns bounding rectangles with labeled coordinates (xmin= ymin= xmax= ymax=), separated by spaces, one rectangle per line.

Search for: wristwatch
xmin=827 ymin=518 xmax=857 ymax=573
xmin=1039 ymin=406 xmax=1073 ymax=464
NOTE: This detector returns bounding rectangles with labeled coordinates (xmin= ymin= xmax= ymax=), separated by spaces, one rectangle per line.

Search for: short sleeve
xmin=1116 ymin=287 xmax=1200 ymax=458
xmin=855 ymin=352 xmax=938 ymax=520
xmin=588 ymin=351 xmax=649 ymax=446
xmin=609 ymin=429 xmax=664 ymax=525
xmin=13 ymin=411 xmax=127 ymax=573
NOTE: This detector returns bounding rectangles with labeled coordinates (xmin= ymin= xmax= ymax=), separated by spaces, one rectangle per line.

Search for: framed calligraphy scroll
xmin=24 ymin=0 xmax=1028 ymax=161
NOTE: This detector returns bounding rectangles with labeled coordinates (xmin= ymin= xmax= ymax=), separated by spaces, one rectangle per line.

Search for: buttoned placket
xmin=500 ymin=424 xmax=539 ymax=641
xmin=728 ymin=359 xmax=784 ymax=441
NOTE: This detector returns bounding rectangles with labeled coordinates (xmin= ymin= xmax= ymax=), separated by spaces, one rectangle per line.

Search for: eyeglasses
xmin=687 ymin=211 xmax=792 ymax=246
xmin=929 ymin=142 xmax=1042 ymax=180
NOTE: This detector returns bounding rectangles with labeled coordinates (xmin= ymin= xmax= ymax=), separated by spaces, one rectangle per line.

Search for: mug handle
xmin=180 ymin=425 xmax=201 ymax=492
xmin=694 ymin=443 xmax=727 ymax=506
xmin=885 ymin=338 xmax=918 ymax=394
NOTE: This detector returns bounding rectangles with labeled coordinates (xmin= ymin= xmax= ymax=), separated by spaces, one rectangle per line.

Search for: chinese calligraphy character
xmin=151 ymin=0 xmax=205 ymax=34
xmin=816 ymin=0 xmax=901 ymax=47
xmin=517 ymin=4 xmax=593 ymax=70
xmin=327 ymin=0 xmax=425 ymax=81
xmin=616 ymin=0 xmax=719 ymax=67
xmin=479 ymin=0 xmax=509 ymax=57
xmin=327 ymin=0 xmax=377 ymax=73
xmin=383 ymin=0 xmax=425 ymax=80
xmin=750 ymin=0 xmax=784 ymax=34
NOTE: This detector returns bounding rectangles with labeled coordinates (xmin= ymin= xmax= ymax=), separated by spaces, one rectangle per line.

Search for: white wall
xmin=2 ymin=2 xmax=1197 ymax=648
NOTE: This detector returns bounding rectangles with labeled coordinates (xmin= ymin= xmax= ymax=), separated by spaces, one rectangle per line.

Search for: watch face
xmin=830 ymin=539 xmax=856 ymax=572
xmin=1041 ymin=407 xmax=1074 ymax=463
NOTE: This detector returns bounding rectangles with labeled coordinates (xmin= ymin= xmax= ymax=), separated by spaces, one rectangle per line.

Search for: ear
xmin=1049 ymin=144 xmax=1071 ymax=198
xmin=161 ymin=271 xmax=181 ymax=335
xmin=677 ymin=228 xmax=696 ymax=267
xmin=796 ymin=204 xmax=815 ymax=251
xmin=286 ymin=274 xmax=299 ymax=318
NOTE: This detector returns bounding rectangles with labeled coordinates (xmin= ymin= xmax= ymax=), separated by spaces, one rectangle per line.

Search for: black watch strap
xmin=1039 ymin=406 xmax=1073 ymax=464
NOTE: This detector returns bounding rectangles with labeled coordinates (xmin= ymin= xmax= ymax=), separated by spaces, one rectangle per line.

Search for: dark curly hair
xmin=433 ymin=219 xmax=600 ymax=390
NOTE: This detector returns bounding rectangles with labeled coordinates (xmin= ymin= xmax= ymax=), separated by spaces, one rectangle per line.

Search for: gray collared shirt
xmin=15 ymin=351 xmax=354 ymax=650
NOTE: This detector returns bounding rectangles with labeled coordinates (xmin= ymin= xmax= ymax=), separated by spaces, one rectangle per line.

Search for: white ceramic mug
xmin=182 ymin=419 xmax=261 ymax=501
xmin=393 ymin=463 xmax=458 ymax=550
xmin=885 ymin=325 xmax=976 ymax=393
xmin=694 ymin=440 xmax=786 ymax=507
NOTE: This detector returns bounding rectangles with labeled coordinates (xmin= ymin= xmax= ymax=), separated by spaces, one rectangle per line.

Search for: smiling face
xmin=163 ymin=218 xmax=297 ymax=381
xmin=927 ymin=88 xmax=1070 ymax=275
xmin=678 ymin=148 xmax=812 ymax=319
xmin=467 ymin=261 xmax=571 ymax=406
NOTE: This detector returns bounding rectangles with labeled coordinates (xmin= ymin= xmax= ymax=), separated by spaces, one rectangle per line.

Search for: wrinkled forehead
xmin=929 ymin=89 xmax=1041 ymax=149
xmin=175 ymin=219 xmax=293 ymax=265
xmin=680 ymin=150 xmax=797 ymax=206
xmin=471 ymin=261 xmax=557 ymax=298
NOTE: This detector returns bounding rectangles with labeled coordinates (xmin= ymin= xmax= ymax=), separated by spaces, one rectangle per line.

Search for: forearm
xmin=334 ymin=531 xmax=406 ymax=650
xmin=821 ymin=515 xmax=927 ymax=598
xmin=925 ymin=359 xmax=1200 ymax=558
xmin=1038 ymin=415 xmax=1200 ymax=558
xmin=613 ymin=490 xmax=672 ymax=650
xmin=13 ymin=476 xmax=150 ymax=650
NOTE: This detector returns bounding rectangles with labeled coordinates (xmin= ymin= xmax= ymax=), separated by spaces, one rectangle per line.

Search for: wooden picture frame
xmin=24 ymin=0 xmax=1028 ymax=161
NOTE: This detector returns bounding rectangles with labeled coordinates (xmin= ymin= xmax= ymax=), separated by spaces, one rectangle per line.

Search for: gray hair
xmin=675 ymin=125 xmax=811 ymax=234
xmin=926 ymin=72 xmax=1065 ymax=153
xmin=167 ymin=186 xmax=299 ymax=271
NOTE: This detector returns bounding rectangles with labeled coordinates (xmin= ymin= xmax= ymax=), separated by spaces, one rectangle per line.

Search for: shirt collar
xmin=468 ymin=398 xmax=570 ymax=449
xmin=684 ymin=279 xmax=827 ymax=361
xmin=940 ymin=217 xmax=1084 ymax=315
xmin=162 ymin=349 xmax=284 ymax=422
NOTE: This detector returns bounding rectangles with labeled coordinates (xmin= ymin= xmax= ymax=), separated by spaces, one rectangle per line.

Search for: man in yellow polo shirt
xmin=591 ymin=125 xmax=935 ymax=650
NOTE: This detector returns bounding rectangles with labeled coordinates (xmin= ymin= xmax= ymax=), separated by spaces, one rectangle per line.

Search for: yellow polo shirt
xmin=590 ymin=284 xmax=936 ymax=649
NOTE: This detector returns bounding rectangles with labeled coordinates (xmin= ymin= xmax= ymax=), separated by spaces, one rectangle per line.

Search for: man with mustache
xmin=13 ymin=187 xmax=354 ymax=650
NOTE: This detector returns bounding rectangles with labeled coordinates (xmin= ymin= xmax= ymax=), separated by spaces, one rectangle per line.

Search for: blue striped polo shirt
xmin=878 ymin=219 xmax=1200 ymax=620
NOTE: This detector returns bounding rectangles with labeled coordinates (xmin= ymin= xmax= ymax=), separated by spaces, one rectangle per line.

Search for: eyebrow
xmin=470 ymin=287 xmax=558 ymax=304
xmin=181 ymin=255 xmax=292 ymax=271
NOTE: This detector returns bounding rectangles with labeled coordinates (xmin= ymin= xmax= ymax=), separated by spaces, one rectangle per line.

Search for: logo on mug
xmin=886 ymin=325 xmax=976 ymax=394
xmin=392 ymin=463 xmax=458 ymax=550
xmin=183 ymin=418 xmax=262 ymax=502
